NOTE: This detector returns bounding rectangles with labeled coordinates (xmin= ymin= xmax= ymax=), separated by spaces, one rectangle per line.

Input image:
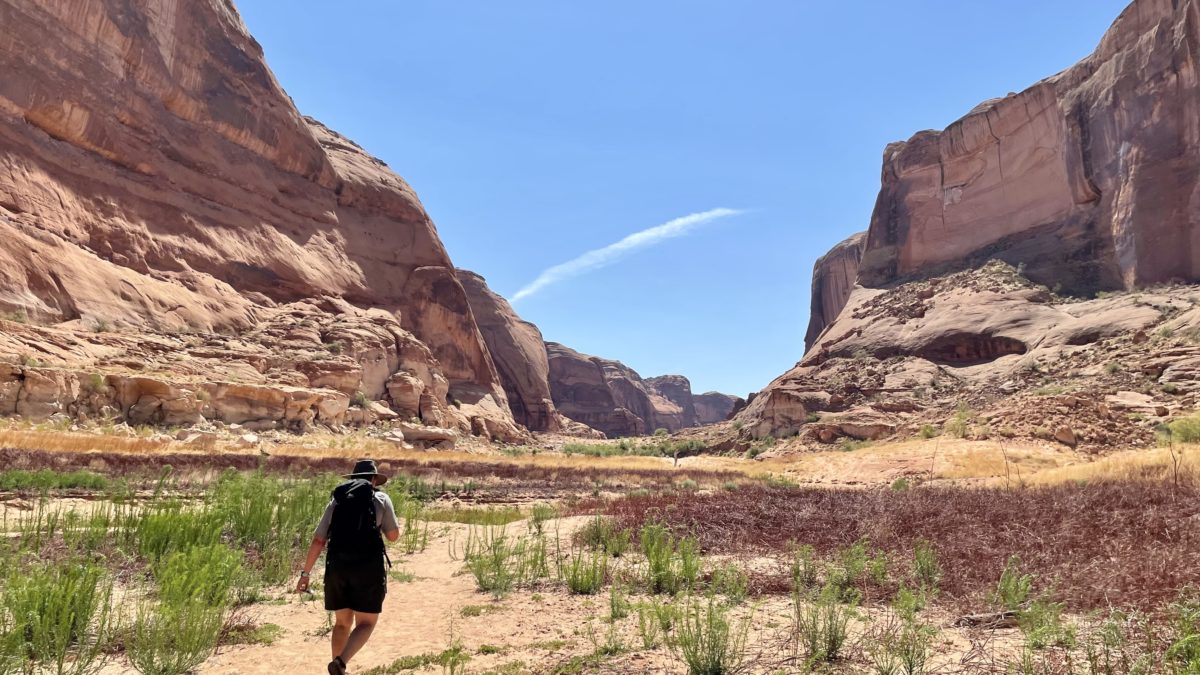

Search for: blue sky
xmin=238 ymin=0 xmax=1130 ymax=397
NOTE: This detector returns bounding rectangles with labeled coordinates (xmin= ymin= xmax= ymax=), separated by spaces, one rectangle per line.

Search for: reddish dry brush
xmin=0 ymin=447 xmax=738 ymax=497
xmin=590 ymin=481 xmax=1200 ymax=612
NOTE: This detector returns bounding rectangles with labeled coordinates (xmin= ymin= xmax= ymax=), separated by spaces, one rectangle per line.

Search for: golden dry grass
xmin=1026 ymin=443 xmax=1199 ymax=485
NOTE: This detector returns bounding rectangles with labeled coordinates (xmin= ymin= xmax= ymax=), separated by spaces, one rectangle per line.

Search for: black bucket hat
xmin=345 ymin=459 xmax=389 ymax=485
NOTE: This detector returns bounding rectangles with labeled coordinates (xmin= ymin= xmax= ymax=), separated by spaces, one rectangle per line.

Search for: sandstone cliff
xmin=455 ymin=270 xmax=563 ymax=432
xmin=858 ymin=0 xmax=1199 ymax=294
xmin=0 ymin=0 xmax=520 ymax=439
xmin=544 ymin=342 xmax=734 ymax=437
xmin=805 ymin=232 xmax=867 ymax=351
xmin=739 ymin=0 xmax=1200 ymax=449
xmin=694 ymin=392 xmax=741 ymax=425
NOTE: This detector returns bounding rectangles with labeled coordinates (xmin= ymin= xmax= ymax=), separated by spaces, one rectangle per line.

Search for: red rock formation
xmin=805 ymin=232 xmax=866 ymax=352
xmin=545 ymin=342 xmax=642 ymax=438
xmin=544 ymin=343 xmax=736 ymax=437
xmin=745 ymin=0 xmax=1200 ymax=444
xmin=694 ymin=392 xmax=741 ymax=425
xmin=456 ymin=270 xmax=563 ymax=432
xmin=0 ymin=0 xmax=519 ymax=437
xmin=645 ymin=375 xmax=698 ymax=429
xmin=858 ymin=0 xmax=1200 ymax=295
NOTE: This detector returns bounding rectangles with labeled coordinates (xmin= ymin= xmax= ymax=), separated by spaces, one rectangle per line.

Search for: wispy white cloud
xmin=510 ymin=208 xmax=744 ymax=304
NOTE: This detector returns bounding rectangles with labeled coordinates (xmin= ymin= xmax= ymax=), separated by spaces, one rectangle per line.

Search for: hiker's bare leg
xmin=339 ymin=612 xmax=379 ymax=664
xmin=331 ymin=609 xmax=355 ymax=659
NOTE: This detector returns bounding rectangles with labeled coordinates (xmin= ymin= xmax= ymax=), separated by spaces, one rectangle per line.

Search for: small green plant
xmin=1163 ymin=382 xmax=1181 ymax=395
xmin=1019 ymin=598 xmax=1076 ymax=650
xmin=564 ymin=549 xmax=607 ymax=595
xmin=1105 ymin=361 xmax=1123 ymax=375
xmin=1169 ymin=413 xmax=1200 ymax=443
xmin=790 ymin=544 xmax=818 ymax=589
xmin=710 ymin=563 xmax=749 ymax=605
xmin=892 ymin=584 xmax=926 ymax=622
xmin=993 ymin=556 xmax=1034 ymax=611
xmin=890 ymin=477 xmax=911 ymax=492
xmin=670 ymin=595 xmax=751 ymax=675
xmin=1 ymin=559 xmax=115 ymax=675
xmin=911 ymin=540 xmax=940 ymax=593
xmin=1167 ymin=589 xmax=1200 ymax=667
xmin=827 ymin=540 xmax=869 ymax=602
xmin=944 ymin=402 xmax=975 ymax=439
xmin=578 ymin=516 xmax=631 ymax=557
xmin=641 ymin=523 xmax=700 ymax=595
xmin=636 ymin=602 xmax=663 ymax=649
xmin=918 ymin=424 xmax=937 ymax=439
xmin=127 ymin=599 xmax=226 ymax=675
xmin=794 ymin=584 xmax=855 ymax=664
xmin=608 ymin=584 xmax=631 ymax=621
xmin=351 ymin=390 xmax=370 ymax=408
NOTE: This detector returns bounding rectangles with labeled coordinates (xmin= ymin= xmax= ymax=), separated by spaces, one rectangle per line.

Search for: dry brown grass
xmin=0 ymin=428 xmax=175 ymax=456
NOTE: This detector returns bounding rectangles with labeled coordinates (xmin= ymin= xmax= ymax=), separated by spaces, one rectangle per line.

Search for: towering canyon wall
xmin=742 ymin=0 xmax=1200 ymax=442
xmin=804 ymin=232 xmax=867 ymax=351
xmin=0 ymin=0 xmax=519 ymax=435
xmin=857 ymin=0 xmax=1199 ymax=295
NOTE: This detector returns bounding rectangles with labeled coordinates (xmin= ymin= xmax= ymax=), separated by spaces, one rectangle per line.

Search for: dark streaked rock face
xmin=456 ymin=270 xmax=563 ymax=432
xmin=805 ymin=232 xmax=867 ymax=352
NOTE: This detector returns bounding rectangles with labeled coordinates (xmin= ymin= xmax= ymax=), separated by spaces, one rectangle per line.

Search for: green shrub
xmin=943 ymin=403 xmax=975 ymax=439
xmin=790 ymin=544 xmax=818 ymax=589
xmin=641 ymin=523 xmax=700 ymax=595
xmin=993 ymin=556 xmax=1034 ymax=611
xmin=608 ymin=584 xmax=631 ymax=620
xmin=709 ymin=563 xmax=749 ymax=605
xmin=1169 ymin=413 xmax=1200 ymax=443
xmin=918 ymin=424 xmax=938 ymax=439
xmin=1019 ymin=598 xmax=1076 ymax=650
xmin=827 ymin=540 xmax=869 ymax=602
xmin=155 ymin=544 xmax=243 ymax=608
xmin=670 ymin=595 xmax=751 ymax=675
xmin=892 ymin=584 xmax=926 ymax=622
xmin=578 ymin=516 xmax=631 ymax=557
xmin=794 ymin=585 xmax=855 ymax=664
xmin=911 ymin=540 xmax=940 ymax=593
xmin=563 ymin=549 xmax=607 ymax=595
xmin=351 ymin=390 xmax=369 ymax=408
xmin=1168 ymin=590 xmax=1200 ymax=668
xmin=636 ymin=602 xmax=663 ymax=649
xmin=1 ymin=559 xmax=114 ymax=675
xmin=127 ymin=595 xmax=229 ymax=667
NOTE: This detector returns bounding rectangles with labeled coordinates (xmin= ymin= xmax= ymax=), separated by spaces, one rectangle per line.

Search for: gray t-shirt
xmin=314 ymin=490 xmax=400 ymax=541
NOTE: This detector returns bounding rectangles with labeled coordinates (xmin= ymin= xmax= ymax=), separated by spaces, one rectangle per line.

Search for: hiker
xmin=296 ymin=459 xmax=401 ymax=675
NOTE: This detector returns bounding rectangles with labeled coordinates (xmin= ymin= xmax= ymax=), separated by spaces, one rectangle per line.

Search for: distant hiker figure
xmin=297 ymin=459 xmax=401 ymax=675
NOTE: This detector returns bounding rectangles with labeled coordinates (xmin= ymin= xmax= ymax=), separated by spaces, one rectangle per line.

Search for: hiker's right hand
xmin=295 ymin=574 xmax=310 ymax=594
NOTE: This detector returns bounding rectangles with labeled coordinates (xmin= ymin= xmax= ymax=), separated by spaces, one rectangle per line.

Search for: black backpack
xmin=326 ymin=479 xmax=385 ymax=565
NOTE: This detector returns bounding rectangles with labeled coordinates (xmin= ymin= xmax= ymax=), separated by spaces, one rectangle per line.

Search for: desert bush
xmin=563 ymin=548 xmax=607 ymax=595
xmin=911 ymin=540 xmax=940 ymax=593
xmin=993 ymin=555 xmax=1034 ymax=610
xmin=127 ymin=599 xmax=225 ymax=675
xmin=641 ymin=523 xmax=700 ymax=595
xmin=670 ymin=595 xmax=751 ymax=675
xmin=1167 ymin=589 xmax=1200 ymax=668
xmin=790 ymin=544 xmax=818 ymax=589
xmin=1019 ymin=598 xmax=1076 ymax=650
xmin=636 ymin=602 xmax=663 ymax=649
xmin=710 ymin=563 xmax=749 ymax=605
xmin=891 ymin=584 xmax=926 ymax=622
xmin=827 ymin=540 xmax=869 ymax=602
xmin=918 ymin=424 xmax=938 ymax=439
xmin=1169 ymin=413 xmax=1200 ymax=444
xmin=794 ymin=584 xmax=855 ymax=664
xmin=0 ymin=559 xmax=114 ymax=675
xmin=867 ymin=618 xmax=932 ymax=675
xmin=529 ymin=503 xmax=558 ymax=536
xmin=943 ymin=403 xmax=975 ymax=438
xmin=154 ymin=543 xmax=243 ymax=608
xmin=578 ymin=516 xmax=631 ymax=557
xmin=0 ymin=468 xmax=109 ymax=492
xmin=609 ymin=584 xmax=631 ymax=620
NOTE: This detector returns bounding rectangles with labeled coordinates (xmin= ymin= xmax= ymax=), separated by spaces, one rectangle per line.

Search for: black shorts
xmin=324 ymin=559 xmax=387 ymax=614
